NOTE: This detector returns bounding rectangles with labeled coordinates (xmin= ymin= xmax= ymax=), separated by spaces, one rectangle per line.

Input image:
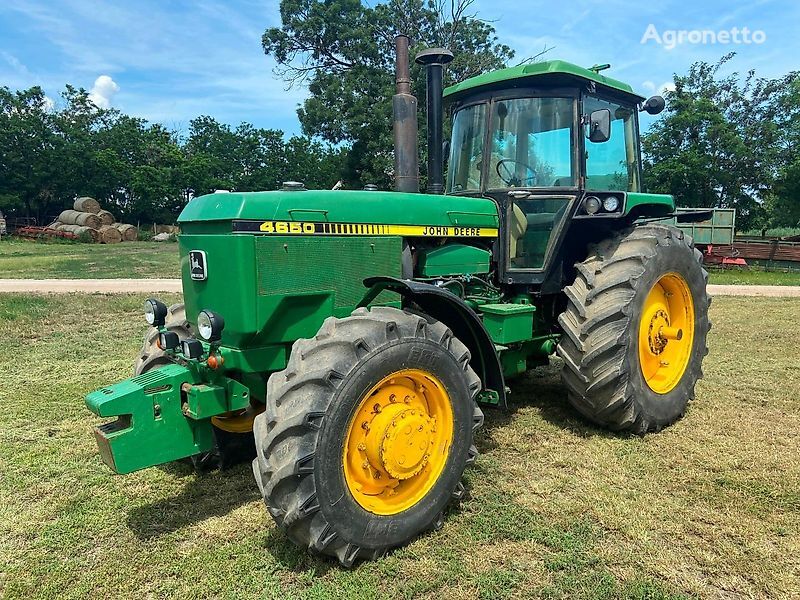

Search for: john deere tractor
xmin=86 ymin=36 xmax=710 ymax=566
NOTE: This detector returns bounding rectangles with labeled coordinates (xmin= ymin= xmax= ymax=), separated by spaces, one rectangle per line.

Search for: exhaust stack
xmin=415 ymin=47 xmax=453 ymax=195
xmin=392 ymin=35 xmax=419 ymax=193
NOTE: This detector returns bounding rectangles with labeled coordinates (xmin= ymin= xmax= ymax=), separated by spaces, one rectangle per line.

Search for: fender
xmin=360 ymin=276 xmax=507 ymax=408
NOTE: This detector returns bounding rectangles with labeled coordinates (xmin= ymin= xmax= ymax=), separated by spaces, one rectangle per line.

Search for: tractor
xmin=86 ymin=36 xmax=710 ymax=566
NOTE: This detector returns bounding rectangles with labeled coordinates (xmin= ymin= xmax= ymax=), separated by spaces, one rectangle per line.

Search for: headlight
xmin=197 ymin=310 xmax=225 ymax=341
xmin=602 ymin=196 xmax=620 ymax=212
xmin=144 ymin=298 xmax=168 ymax=327
xmin=181 ymin=339 xmax=204 ymax=359
xmin=583 ymin=196 xmax=601 ymax=215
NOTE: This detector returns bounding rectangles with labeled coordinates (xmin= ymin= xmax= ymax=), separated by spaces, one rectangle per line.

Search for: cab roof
xmin=443 ymin=59 xmax=644 ymax=102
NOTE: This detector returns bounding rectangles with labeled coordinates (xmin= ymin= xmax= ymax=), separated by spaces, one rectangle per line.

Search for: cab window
xmin=487 ymin=97 xmax=575 ymax=189
xmin=447 ymin=103 xmax=486 ymax=193
xmin=507 ymin=196 xmax=571 ymax=270
xmin=583 ymin=96 xmax=640 ymax=191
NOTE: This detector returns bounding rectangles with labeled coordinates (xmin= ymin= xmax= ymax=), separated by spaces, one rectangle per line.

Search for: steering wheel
xmin=496 ymin=158 xmax=537 ymax=187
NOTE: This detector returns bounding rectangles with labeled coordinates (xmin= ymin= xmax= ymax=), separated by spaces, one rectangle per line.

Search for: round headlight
xmin=602 ymin=196 xmax=620 ymax=212
xmin=144 ymin=298 xmax=168 ymax=327
xmin=583 ymin=196 xmax=601 ymax=215
xmin=197 ymin=310 xmax=224 ymax=341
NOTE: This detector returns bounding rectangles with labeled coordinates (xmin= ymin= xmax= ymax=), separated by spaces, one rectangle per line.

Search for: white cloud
xmin=42 ymin=95 xmax=54 ymax=111
xmin=642 ymin=80 xmax=676 ymax=95
xmin=88 ymin=75 xmax=119 ymax=108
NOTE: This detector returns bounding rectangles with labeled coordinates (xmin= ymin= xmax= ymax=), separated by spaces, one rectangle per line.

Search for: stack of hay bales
xmin=49 ymin=197 xmax=139 ymax=244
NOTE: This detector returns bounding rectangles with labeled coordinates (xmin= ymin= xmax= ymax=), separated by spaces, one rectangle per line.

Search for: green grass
xmin=707 ymin=267 xmax=800 ymax=286
xmin=1 ymin=295 xmax=799 ymax=599
xmin=738 ymin=228 xmax=800 ymax=238
xmin=0 ymin=239 xmax=180 ymax=278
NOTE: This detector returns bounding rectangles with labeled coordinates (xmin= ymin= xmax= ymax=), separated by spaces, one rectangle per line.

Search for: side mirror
xmin=588 ymin=109 xmax=611 ymax=143
xmin=642 ymin=95 xmax=665 ymax=115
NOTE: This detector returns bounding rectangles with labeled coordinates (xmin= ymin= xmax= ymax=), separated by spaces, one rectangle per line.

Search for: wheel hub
xmin=343 ymin=370 xmax=454 ymax=515
xmin=638 ymin=273 xmax=695 ymax=394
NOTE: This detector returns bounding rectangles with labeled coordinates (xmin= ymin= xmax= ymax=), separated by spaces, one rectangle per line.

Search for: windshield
xmin=487 ymin=97 xmax=575 ymax=189
xmin=583 ymin=96 xmax=640 ymax=191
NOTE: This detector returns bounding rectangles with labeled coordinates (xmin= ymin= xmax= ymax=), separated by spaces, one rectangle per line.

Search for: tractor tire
xmin=252 ymin=306 xmax=484 ymax=566
xmin=556 ymin=224 xmax=710 ymax=434
xmin=134 ymin=303 xmax=192 ymax=375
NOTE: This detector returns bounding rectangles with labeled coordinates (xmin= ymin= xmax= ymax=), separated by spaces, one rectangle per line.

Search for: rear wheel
xmin=556 ymin=224 xmax=710 ymax=434
xmin=252 ymin=306 xmax=483 ymax=566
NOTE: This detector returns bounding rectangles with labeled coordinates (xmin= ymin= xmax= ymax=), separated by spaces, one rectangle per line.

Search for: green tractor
xmin=86 ymin=36 xmax=710 ymax=566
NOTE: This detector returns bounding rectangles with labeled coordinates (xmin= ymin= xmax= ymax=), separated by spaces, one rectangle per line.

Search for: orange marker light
xmin=207 ymin=354 xmax=223 ymax=370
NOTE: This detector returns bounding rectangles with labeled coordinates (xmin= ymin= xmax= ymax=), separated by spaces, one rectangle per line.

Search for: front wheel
xmin=557 ymin=224 xmax=711 ymax=434
xmin=252 ymin=306 xmax=483 ymax=566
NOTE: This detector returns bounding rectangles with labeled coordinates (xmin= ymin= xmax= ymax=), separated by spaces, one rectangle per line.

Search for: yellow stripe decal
xmin=252 ymin=220 xmax=498 ymax=238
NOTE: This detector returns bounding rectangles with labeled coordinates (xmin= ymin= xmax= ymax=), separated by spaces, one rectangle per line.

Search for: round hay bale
xmin=97 ymin=209 xmax=115 ymax=226
xmin=59 ymin=209 xmax=101 ymax=229
xmin=98 ymin=225 xmax=123 ymax=244
xmin=47 ymin=221 xmax=63 ymax=229
xmin=115 ymin=223 xmax=138 ymax=241
xmin=73 ymin=196 xmax=101 ymax=213
xmin=58 ymin=224 xmax=100 ymax=242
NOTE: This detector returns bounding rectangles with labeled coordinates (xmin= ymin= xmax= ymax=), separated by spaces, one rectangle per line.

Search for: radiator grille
xmin=255 ymin=236 xmax=401 ymax=308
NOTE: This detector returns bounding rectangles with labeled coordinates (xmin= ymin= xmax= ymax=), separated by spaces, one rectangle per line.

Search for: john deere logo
xmin=189 ymin=250 xmax=207 ymax=281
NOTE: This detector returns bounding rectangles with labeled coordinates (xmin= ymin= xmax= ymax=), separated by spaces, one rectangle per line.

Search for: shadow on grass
xmin=126 ymin=462 xmax=261 ymax=539
xmin=125 ymin=361 xmax=619 ymax=546
xmin=500 ymin=361 xmax=624 ymax=440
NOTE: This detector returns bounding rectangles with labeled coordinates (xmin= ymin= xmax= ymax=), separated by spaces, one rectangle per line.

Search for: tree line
xmin=1 ymin=0 xmax=798 ymax=232
xmin=0 ymin=85 xmax=345 ymax=226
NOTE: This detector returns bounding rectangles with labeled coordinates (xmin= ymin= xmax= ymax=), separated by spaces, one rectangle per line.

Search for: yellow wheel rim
xmin=343 ymin=369 xmax=454 ymax=515
xmin=638 ymin=272 xmax=695 ymax=394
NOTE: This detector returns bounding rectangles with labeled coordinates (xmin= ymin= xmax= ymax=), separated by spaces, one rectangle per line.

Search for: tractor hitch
xmin=85 ymin=363 xmax=250 ymax=474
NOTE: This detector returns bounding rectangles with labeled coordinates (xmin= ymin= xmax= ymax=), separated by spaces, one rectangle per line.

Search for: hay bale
xmin=47 ymin=221 xmax=63 ymax=229
xmin=73 ymin=197 xmax=101 ymax=214
xmin=97 ymin=209 xmax=115 ymax=226
xmin=115 ymin=223 xmax=138 ymax=241
xmin=98 ymin=225 xmax=123 ymax=244
xmin=57 ymin=224 xmax=100 ymax=242
xmin=59 ymin=209 xmax=101 ymax=229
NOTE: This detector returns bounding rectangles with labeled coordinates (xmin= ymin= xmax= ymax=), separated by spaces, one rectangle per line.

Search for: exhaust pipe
xmin=415 ymin=47 xmax=453 ymax=195
xmin=393 ymin=35 xmax=419 ymax=193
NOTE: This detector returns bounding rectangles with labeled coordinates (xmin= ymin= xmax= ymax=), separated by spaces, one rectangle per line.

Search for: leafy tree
xmin=642 ymin=54 xmax=799 ymax=230
xmin=262 ymin=0 xmax=514 ymax=188
xmin=0 ymin=86 xmax=60 ymax=223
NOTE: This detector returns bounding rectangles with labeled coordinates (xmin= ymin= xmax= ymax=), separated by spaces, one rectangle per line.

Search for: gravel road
xmin=2 ymin=279 xmax=800 ymax=297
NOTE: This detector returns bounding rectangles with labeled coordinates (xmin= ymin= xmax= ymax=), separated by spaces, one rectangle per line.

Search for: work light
xmin=583 ymin=196 xmax=601 ymax=215
xmin=602 ymin=196 xmax=620 ymax=212
xmin=144 ymin=298 xmax=168 ymax=327
xmin=181 ymin=339 xmax=204 ymax=360
xmin=197 ymin=310 xmax=225 ymax=341
xmin=158 ymin=331 xmax=180 ymax=351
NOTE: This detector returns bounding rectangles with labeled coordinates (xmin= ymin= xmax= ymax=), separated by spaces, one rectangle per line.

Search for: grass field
xmin=706 ymin=268 xmax=800 ymax=286
xmin=0 ymin=239 xmax=180 ymax=279
xmin=1 ymin=294 xmax=799 ymax=599
xmin=3 ymin=238 xmax=800 ymax=288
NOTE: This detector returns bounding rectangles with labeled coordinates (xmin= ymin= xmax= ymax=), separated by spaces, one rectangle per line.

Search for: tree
xmin=642 ymin=54 xmax=799 ymax=230
xmin=263 ymin=0 xmax=513 ymax=188
xmin=0 ymin=86 xmax=60 ymax=223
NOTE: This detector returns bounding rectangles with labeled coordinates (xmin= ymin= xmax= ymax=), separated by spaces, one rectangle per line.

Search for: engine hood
xmin=178 ymin=189 xmax=499 ymax=230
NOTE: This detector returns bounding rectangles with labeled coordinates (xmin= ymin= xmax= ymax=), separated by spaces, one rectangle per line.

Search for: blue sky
xmin=1 ymin=0 xmax=797 ymax=136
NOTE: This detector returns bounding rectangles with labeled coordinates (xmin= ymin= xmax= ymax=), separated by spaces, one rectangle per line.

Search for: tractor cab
xmin=443 ymin=61 xmax=664 ymax=285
